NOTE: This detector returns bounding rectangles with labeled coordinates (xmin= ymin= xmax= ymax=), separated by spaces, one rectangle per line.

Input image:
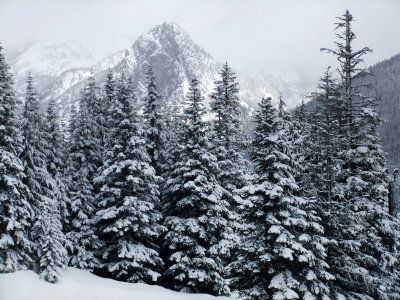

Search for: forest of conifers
xmin=1 ymin=10 xmax=399 ymax=300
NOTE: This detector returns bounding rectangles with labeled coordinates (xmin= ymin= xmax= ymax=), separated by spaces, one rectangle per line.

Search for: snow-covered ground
xmin=0 ymin=268 xmax=234 ymax=300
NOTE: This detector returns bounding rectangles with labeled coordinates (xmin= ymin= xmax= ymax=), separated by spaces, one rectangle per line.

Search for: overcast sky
xmin=1 ymin=0 xmax=400 ymax=84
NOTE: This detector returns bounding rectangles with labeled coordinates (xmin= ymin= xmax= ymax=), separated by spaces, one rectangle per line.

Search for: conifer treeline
xmin=1 ymin=10 xmax=399 ymax=300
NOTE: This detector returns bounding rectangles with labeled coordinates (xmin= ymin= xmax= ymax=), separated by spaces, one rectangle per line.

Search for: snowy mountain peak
xmin=147 ymin=21 xmax=187 ymax=38
xmin=119 ymin=22 xmax=218 ymax=100
xmin=6 ymin=22 xmax=305 ymax=116
xmin=133 ymin=22 xmax=211 ymax=63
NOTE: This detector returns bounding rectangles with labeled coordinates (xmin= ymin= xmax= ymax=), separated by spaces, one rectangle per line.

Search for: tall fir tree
xmin=303 ymin=68 xmax=341 ymax=202
xmin=232 ymin=97 xmax=333 ymax=300
xmin=95 ymin=74 xmax=165 ymax=283
xmin=65 ymin=76 xmax=102 ymax=271
xmin=317 ymin=10 xmax=400 ymax=299
xmin=44 ymin=99 xmax=69 ymax=234
xmin=98 ymin=69 xmax=116 ymax=156
xmin=209 ymin=63 xmax=247 ymax=278
xmin=35 ymin=189 xmax=68 ymax=283
xmin=209 ymin=62 xmax=248 ymax=198
xmin=143 ymin=65 xmax=166 ymax=176
xmin=0 ymin=44 xmax=33 ymax=272
xmin=210 ymin=63 xmax=241 ymax=149
xmin=20 ymin=74 xmax=67 ymax=282
xmin=63 ymin=103 xmax=78 ymax=236
xmin=162 ymin=78 xmax=231 ymax=296
xmin=290 ymin=99 xmax=309 ymax=187
xmin=84 ymin=73 xmax=103 ymax=178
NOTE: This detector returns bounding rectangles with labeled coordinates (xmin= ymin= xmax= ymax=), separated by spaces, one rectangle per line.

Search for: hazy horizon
xmin=1 ymin=0 xmax=400 ymax=86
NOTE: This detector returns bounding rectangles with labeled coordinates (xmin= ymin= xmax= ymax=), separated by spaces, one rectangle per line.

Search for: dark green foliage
xmin=162 ymin=78 xmax=231 ymax=296
xmin=143 ymin=65 xmax=166 ymax=175
xmin=65 ymin=75 xmax=102 ymax=271
xmin=0 ymin=44 xmax=33 ymax=273
xmin=233 ymin=97 xmax=333 ymax=300
xmin=95 ymin=74 xmax=165 ymax=283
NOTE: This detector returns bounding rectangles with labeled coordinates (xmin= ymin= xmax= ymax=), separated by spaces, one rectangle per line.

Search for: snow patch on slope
xmin=0 ymin=267 xmax=233 ymax=300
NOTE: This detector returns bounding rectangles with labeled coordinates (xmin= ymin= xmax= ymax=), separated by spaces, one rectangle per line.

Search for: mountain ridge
xmin=5 ymin=22 xmax=305 ymax=116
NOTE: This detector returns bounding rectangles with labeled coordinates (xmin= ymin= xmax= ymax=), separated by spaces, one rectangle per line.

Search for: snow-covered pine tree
xmin=0 ymin=44 xmax=33 ymax=273
xmin=210 ymin=62 xmax=241 ymax=149
xmin=293 ymin=99 xmax=307 ymax=125
xmin=61 ymin=104 xmax=77 ymax=240
xmin=321 ymin=11 xmax=370 ymax=151
xmin=44 ymin=99 xmax=64 ymax=176
xmin=356 ymin=94 xmax=400 ymax=298
xmin=320 ymin=10 xmax=400 ymax=299
xmin=304 ymin=68 xmax=341 ymax=203
xmin=84 ymin=73 xmax=103 ymax=178
xmin=143 ymin=65 xmax=167 ymax=176
xmin=290 ymin=99 xmax=309 ymax=187
xmin=65 ymin=77 xmax=102 ymax=271
xmin=164 ymin=81 xmax=185 ymax=136
xmin=20 ymin=74 xmax=67 ymax=282
xmin=208 ymin=63 xmax=247 ymax=279
xmin=36 ymin=190 xmax=68 ymax=283
xmin=209 ymin=62 xmax=248 ymax=193
xmin=44 ymin=99 xmax=69 ymax=233
xmin=162 ymin=78 xmax=231 ymax=296
xmin=232 ymin=96 xmax=333 ymax=300
xmin=162 ymin=82 xmax=185 ymax=158
xmin=98 ymin=69 xmax=116 ymax=156
xmin=95 ymin=74 xmax=165 ymax=283
xmin=299 ymin=71 xmax=344 ymax=299
xmin=104 ymin=70 xmax=116 ymax=106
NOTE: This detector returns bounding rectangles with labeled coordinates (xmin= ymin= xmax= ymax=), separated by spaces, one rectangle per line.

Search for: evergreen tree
xmin=304 ymin=68 xmax=341 ymax=202
xmin=44 ymin=99 xmax=69 ymax=233
xmin=209 ymin=63 xmax=247 ymax=277
xmin=162 ymin=78 xmax=231 ymax=296
xmin=164 ymin=81 xmax=185 ymax=135
xmin=232 ymin=97 xmax=333 ymax=300
xmin=0 ymin=44 xmax=33 ymax=272
xmin=65 ymin=77 xmax=102 ymax=271
xmin=209 ymin=63 xmax=248 ymax=202
xmin=210 ymin=62 xmax=241 ymax=149
xmin=290 ymin=99 xmax=309 ymax=186
xmin=36 ymin=189 xmax=68 ymax=283
xmin=98 ymin=69 xmax=116 ymax=155
xmin=95 ymin=74 xmax=165 ymax=283
xmin=143 ymin=65 xmax=166 ymax=176
xmin=20 ymin=74 xmax=46 ymax=225
xmin=162 ymin=82 xmax=185 ymax=154
xmin=318 ymin=10 xmax=400 ymax=299
xmin=84 ymin=73 xmax=103 ymax=177
xmin=20 ymin=74 xmax=67 ymax=282
xmin=62 ymin=104 xmax=77 ymax=236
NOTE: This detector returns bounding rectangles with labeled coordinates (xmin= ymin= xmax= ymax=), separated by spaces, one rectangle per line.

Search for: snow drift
xmin=0 ymin=268 xmax=233 ymax=300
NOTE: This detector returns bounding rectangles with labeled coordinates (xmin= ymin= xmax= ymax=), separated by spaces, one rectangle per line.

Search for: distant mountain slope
xmin=365 ymin=53 xmax=400 ymax=172
xmin=5 ymin=36 xmax=134 ymax=100
xmin=6 ymin=22 xmax=304 ymax=116
xmin=367 ymin=53 xmax=400 ymax=213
